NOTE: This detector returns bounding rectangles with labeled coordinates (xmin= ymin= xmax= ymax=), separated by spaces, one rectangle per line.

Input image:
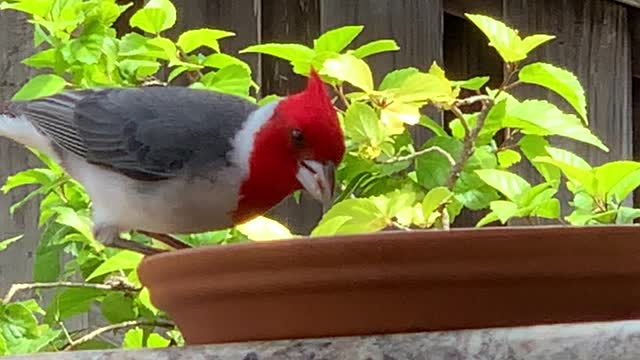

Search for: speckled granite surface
xmin=9 ymin=320 xmax=640 ymax=359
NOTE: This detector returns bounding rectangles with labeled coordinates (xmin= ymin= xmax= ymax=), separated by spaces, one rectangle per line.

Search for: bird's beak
xmin=296 ymin=160 xmax=336 ymax=212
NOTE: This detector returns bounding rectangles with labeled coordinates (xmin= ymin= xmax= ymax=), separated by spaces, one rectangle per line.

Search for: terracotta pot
xmin=137 ymin=225 xmax=640 ymax=345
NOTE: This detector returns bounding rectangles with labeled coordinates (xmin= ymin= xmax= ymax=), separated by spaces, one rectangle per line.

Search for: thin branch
xmin=446 ymin=98 xmax=494 ymax=189
xmin=3 ymin=281 xmax=140 ymax=304
xmin=334 ymin=84 xmax=350 ymax=109
xmin=504 ymin=80 xmax=522 ymax=91
xmin=454 ymin=95 xmax=492 ymax=107
xmin=381 ymin=146 xmax=456 ymax=166
xmin=449 ymin=105 xmax=471 ymax=136
xmin=63 ymin=320 xmax=175 ymax=351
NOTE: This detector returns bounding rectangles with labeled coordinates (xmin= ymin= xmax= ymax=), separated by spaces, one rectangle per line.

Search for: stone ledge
xmin=8 ymin=320 xmax=640 ymax=359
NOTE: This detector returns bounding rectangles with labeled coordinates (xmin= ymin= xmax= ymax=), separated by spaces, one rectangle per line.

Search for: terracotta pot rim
xmin=137 ymin=224 xmax=640 ymax=345
xmin=138 ymin=224 xmax=640 ymax=296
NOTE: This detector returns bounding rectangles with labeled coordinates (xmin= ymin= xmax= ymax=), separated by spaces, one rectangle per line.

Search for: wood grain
xmin=504 ymin=0 xmax=633 ymax=210
xmin=0 ymin=11 xmax=42 ymax=296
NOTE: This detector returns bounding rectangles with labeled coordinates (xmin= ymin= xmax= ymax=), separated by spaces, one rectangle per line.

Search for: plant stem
xmin=62 ymin=320 xmax=175 ymax=351
xmin=446 ymin=98 xmax=494 ymax=189
xmin=381 ymin=146 xmax=456 ymax=166
xmin=3 ymin=281 xmax=140 ymax=304
xmin=334 ymin=84 xmax=349 ymax=108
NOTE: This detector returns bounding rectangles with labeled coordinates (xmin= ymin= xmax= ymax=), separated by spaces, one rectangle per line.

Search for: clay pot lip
xmin=143 ymin=224 xmax=640 ymax=259
xmin=136 ymin=224 xmax=640 ymax=345
xmin=138 ymin=224 xmax=640 ymax=285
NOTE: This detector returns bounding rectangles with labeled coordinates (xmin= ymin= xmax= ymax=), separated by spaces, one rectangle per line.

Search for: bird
xmin=0 ymin=71 xmax=345 ymax=255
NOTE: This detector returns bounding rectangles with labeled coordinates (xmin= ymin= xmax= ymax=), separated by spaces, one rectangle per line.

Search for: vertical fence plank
xmin=0 ymin=11 xmax=41 ymax=294
xmin=442 ymin=11 xmax=504 ymax=227
xmin=258 ymin=0 xmax=323 ymax=234
xmin=504 ymin=0 xmax=632 ymax=212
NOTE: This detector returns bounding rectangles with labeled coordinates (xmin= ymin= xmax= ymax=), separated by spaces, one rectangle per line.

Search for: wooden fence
xmin=1 ymin=0 xmax=639 ymax=327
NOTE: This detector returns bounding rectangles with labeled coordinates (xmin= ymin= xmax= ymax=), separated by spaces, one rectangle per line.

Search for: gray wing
xmin=9 ymin=87 xmax=258 ymax=181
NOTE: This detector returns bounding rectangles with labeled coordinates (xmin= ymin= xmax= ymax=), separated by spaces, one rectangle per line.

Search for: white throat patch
xmin=228 ymin=99 xmax=280 ymax=176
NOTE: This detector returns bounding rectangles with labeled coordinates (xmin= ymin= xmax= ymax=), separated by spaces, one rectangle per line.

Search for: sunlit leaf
xmin=314 ymin=25 xmax=363 ymax=53
xmin=87 ymin=251 xmax=143 ymax=281
xmin=321 ymin=53 xmax=374 ymax=92
xmin=312 ymin=198 xmax=387 ymax=236
xmin=177 ymin=28 xmax=235 ymax=53
xmin=129 ymin=0 xmax=176 ymax=34
xmin=241 ymin=43 xmax=315 ymax=63
xmin=236 ymin=216 xmax=293 ymax=241
xmin=12 ymin=74 xmax=67 ymax=101
xmin=497 ymin=149 xmax=521 ymax=169
xmin=422 ymin=187 xmax=452 ymax=218
xmin=351 ymin=39 xmax=399 ymax=58
xmin=519 ymin=62 xmax=587 ymax=122
xmin=476 ymin=169 xmax=531 ymax=202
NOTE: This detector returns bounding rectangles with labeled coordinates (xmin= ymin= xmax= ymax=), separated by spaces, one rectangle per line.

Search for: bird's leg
xmin=95 ymin=225 xmax=166 ymax=256
xmin=136 ymin=230 xmax=191 ymax=250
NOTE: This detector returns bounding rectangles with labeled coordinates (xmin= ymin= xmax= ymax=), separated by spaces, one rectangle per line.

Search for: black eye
xmin=291 ymin=128 xmax=304 ymax=147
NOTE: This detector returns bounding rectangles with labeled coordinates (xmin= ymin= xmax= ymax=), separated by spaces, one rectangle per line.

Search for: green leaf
xmin=497 ymin=149 xmax=521 ymax=169
xmin=476 ymin=169 xmax=531 ymax=202
xmin=521 ymin=34 xmax=556 ymax=54
xmin=45 ymin=288 xmax=105 ymax=323
xmin=119 ymin=60 xmax=161 ymax=79
xmin=147 ymin=333 xmax=171 ymax=348
xmin=129 ymin=0 xmax=176 ymax=34
xmin=418 ymin=115 xmax=447 ymax=137
xmin=476 ymin=212 xmax=500 ymax=227
xmin=52 ymin=206 xmax=94 ymax=243
xmin=0 ymin=235 xmax=22 ymax=252
xmin=351 ymin=39 xmax=399 ymax=58
xmin=87 ymin=251 xmax=143 ymax=281
xmin=123 ymin=328 xmax=143 ymax=348
xmin=465 ymin=13 xmax=525 ymax=62
xmin=101 ymin=293 xmax=138 ymax=324
xmin=0 ymin=0 xmax=54 ymax=17
xmin=518 ymin=135 xmax=560 ymax=182
xmin=506 ymin=100 xmax=607 ymax=151
xmin=343 ymin=102 xmax=387 ymax=146
xmin=545 ymin=146 xmax=591 ymax=170
xmin=12 ymin=74 xmax=66 ymax=101
xmin=235 ymin=216 xmax=293 ymax=241
xmin=2 ymin=168 xmax=55 ymax=193
xmin=0 ymin=303 xmax=39 ymax=344
xmin=452 ymin=76 xmax=490 ymax=91
xmin=198 ymin=64 xmax=252 ymax=97
xmin=202 ymin=53 xmax=250 ymax=71
xmin=519 ymin=62 xmax=587 ymax=122
xmin=137 ymin=287 xmax=159 ymax=315
xmin=312 ymin=198 xmax=387 ymax=236
xmin=422 ymin=187 xmax=452 ymax=218
xmin=465 ymin=13 xmax=554 ymax=63
xmin=593 ymin=161 xmax=640 ymax=199
xmin=616 ymin=207 xmax=640 ymax=224
xmin=240 ymin=43 xmax=315 ymax=63
xmin=177 ymin=28 xmax=235 ymax=53
xmin=533 ymin=157 xmax=595 ymax=194
xmin=610 ymin=169 xmax=640 ymax=203
xmin=21 ymin=49 xmax=57 ymax=69
xmin=415 ymin=136 xmax=462 ymax=189
xmin=391 ymin=68 xmax=457 ymax=104
xmin=532 ymin=198 xmax=560 ymax=219
xmin=321 ymin=53 xmax=374 ymax=92
xmin=379 ymin=67 xmax=419 ymax=90
xmin=314 ymin=25 xmax=363 ymax=53
xmin=489 ymin=200 xmax=519 ymax=223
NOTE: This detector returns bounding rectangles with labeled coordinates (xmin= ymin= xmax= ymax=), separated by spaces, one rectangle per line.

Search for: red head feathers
xmin=232 ymin=69 xmax=345 ymax=224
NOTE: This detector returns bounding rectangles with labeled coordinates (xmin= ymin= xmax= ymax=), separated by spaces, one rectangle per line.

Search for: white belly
xmin=65 ymin=156 xmax=243 ymax=234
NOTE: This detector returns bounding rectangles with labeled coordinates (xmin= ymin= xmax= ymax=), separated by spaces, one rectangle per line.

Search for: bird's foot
xmin=136 ymin=230 xmax=191 ymax=250
xmin=95 ymin=225 xmax=167 ymax=256
xmin=106 ymin=237 xmax=167 ymax=256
